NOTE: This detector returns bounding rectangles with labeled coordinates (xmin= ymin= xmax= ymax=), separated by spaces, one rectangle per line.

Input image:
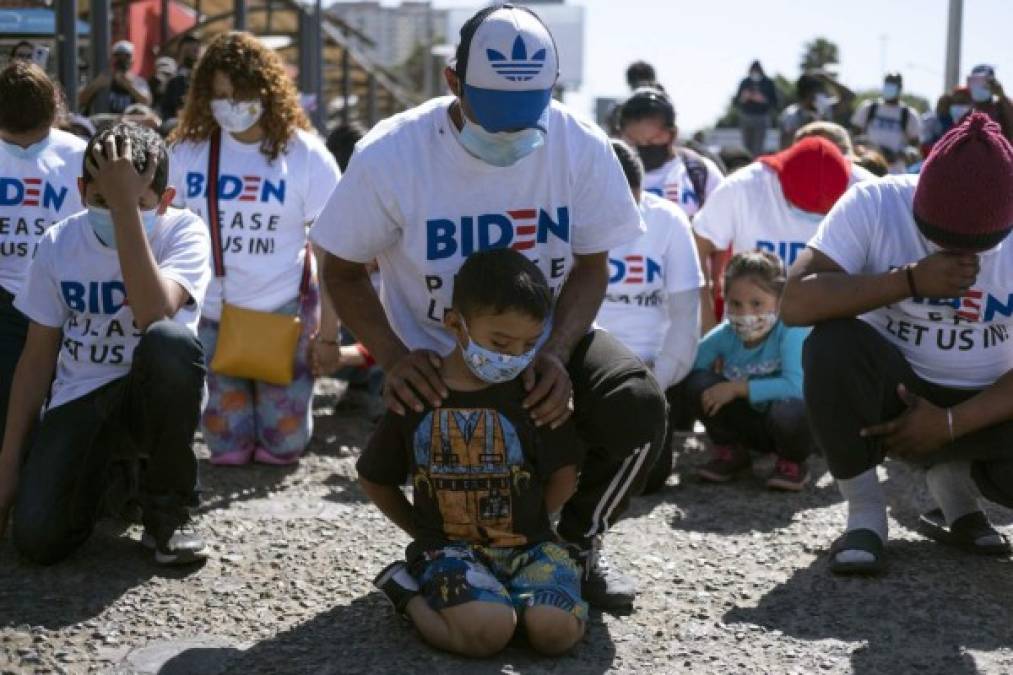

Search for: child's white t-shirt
xmin=0 ymin=129 xmax=87 ymax=296
xmin=596 ymin=192 xmax=704 ymax=361
xmin=310 ymin=96 xmax=643 ymax=356
xmin=15 ymin=208 xmax=211 ymax=408
xmin=169 ymin=129 xmax=340 ymax=321
xmin=809 ymin=175 xmax=1013 ymax=389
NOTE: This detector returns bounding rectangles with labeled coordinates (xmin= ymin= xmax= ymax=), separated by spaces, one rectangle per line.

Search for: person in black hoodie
xmin=735 ymin=60 xmax=778 ymax=156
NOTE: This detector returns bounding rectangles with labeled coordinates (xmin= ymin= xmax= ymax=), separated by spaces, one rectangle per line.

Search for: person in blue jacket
xmin=685 ymin=250 xmax=813 ymax=491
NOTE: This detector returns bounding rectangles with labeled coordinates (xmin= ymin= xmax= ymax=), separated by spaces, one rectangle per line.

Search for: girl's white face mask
xmin=726 ymin=312 xmax=778 ymax=342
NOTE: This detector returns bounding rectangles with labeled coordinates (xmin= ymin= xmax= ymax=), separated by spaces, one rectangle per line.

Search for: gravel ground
xmin=1 ymin=378 xmax=1012 ymax=674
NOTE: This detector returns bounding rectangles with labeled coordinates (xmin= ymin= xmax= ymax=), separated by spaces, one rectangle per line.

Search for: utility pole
xmin=57 ymin=0 xmax=79 ymax=112
xmin=944 ymin=0 xmax=963 ymax=91
xmin=422 ymin=3 xmax=434 ymax=99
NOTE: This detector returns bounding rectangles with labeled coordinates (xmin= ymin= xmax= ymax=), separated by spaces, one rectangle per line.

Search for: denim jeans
xmin=12 ymin=320 xmax=206 ymax=564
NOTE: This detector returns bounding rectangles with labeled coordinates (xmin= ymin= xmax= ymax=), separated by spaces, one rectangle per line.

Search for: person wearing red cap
xmin=783 ymin=112 xmax=1013 ymax=575
xmin=691 ymin=136 xmax=861 ymax=335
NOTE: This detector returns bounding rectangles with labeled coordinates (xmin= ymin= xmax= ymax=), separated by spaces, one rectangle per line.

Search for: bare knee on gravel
xmin=1 ymin=381 xmax=1012 ymax=674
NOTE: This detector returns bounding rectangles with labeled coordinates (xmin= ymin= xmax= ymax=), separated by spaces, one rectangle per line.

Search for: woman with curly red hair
xmin=169 ymin=31 xmax=341 ymax=466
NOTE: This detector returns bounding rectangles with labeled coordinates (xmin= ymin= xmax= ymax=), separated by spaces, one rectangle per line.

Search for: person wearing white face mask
xmin=0 ymin=62 xmax=86 ymax=445
xmin=312 ymin=4 xmax=665 ymax=611
xmin=779 ymin=71 xmax=855 ymax=150
xmin=965 ymin=65 xmax=1013 ymax=143
xmin=850 ymin=73 xmax=921 ymax=173
xmin=735 ymin=60 xmax=778 ymax=156
xmin=685 ymin=250 xmax=813 ymax=491
xmin=0 ymin=123 xmax=212 ymax=566
xmin=168 ymin=32 xmax=341 ymax=467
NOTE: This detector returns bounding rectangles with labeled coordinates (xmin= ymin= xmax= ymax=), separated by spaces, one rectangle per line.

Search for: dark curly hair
xmin=170 ymin=31 xmax=310 ymax=161
xmin=83 ymin=122 xmax=169 ymax=196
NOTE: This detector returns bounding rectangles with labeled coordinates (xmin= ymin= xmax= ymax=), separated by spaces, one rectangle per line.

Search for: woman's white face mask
xmin=211 ymin=98 xmax=263 ymax=134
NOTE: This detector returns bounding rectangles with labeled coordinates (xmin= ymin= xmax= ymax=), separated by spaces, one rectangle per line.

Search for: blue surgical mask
xmin=882 ymin=83 xmax=900 ymax=100
xmin=970 ymin=83 xmax=992 ymax=103
xmin=950 ymin=104 xmax=971 ymax=122
xmin=460 ymin=321 xmax=537 ymax=384
xmin=457 ymin=118 xmax=545 ymax=167
xmin=88 ymin=205 xmax=160 ymax=248
xmin=0 ymin=135 xmax=50 ymax=161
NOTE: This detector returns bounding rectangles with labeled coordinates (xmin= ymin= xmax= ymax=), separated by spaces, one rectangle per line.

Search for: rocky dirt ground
xmin=1 ymin=378 xmax=1012 ymax=674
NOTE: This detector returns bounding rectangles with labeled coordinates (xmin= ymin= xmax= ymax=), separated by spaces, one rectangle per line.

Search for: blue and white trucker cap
xmin=456 ymin=4 xmax=559 ymax=133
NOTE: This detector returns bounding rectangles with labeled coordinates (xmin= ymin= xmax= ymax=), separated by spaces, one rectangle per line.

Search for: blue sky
xmin=337 ymin=0 xmax=1013 ymax=133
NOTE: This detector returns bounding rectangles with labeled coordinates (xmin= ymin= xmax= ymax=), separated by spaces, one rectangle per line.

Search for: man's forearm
xmin=781 ymin=268 xmax=909 ymax=326
xmin=322 ymin=255 xmax=408 ymax=368
xmin=541 ymin=254 xmax=608 ymax=362
xmin=952 ymin=370 xmax=1013 ymax=440
xmin=313 ymin=245 xmax=339 ymax=341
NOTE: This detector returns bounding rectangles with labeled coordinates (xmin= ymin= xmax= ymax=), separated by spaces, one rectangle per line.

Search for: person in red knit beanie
xmin=782 ymin=111 xmax=1013 ymax=576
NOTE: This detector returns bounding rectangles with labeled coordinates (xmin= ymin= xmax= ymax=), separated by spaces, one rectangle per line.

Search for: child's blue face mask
xmin=88 ymin=205 xmax=160 ymax=248
xmin=460 ymin=320 xmax=537 ymax=384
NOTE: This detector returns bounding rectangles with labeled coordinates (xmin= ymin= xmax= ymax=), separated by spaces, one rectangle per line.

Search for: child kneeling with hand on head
xmin=687 ymin=250 xmax=814 ymax=491
xmin=358 ymin=248 xmax=587 ymax=658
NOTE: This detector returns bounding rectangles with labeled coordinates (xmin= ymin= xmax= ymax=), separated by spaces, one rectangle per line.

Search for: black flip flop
xmin=918 ymin=508 xmax=1012 ymax=557
xmin=829 ymin=529 xmax=886 ymax=576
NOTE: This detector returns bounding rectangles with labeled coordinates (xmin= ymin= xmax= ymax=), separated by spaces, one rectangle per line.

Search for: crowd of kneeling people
xmin=2 ymin=5 xmax=1013 ymax=660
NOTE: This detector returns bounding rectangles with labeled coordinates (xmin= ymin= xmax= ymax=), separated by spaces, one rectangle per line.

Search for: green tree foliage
xmin=800 ymin=37 xmax=840 ymax=73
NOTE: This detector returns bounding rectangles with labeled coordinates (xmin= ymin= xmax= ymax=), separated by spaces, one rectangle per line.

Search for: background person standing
xmin=735 ymin=60 xmax=777 ymax=156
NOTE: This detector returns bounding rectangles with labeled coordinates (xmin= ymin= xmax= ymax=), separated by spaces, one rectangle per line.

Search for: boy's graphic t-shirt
xmin=169 ymin=129 xmax=340 ymax=321
xmin=693 ymin=320 xmax=810 ymax=406
xmin=310 ymin=96 xmax=643 ymax=357
xmin=693 ymin=162 xmax=870 ymax=267
xmin=0 ymin=129 xmax=87 ymax=296
xmin=15 ymin=208 xmax=211 ymax=408
xmin=356 ymin=379 xmax=583 ymax=562
xmin=809 ymin=175 xmax=1013 ymax=389
xmin=596 ymin=192 xmax=704 ymax=361
xmin=642 ymin=152 xmax=723 ymax=219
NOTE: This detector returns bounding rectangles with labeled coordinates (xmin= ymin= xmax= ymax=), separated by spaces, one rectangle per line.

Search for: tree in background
xmin=800 ymin=38 xmax=840 ymax=74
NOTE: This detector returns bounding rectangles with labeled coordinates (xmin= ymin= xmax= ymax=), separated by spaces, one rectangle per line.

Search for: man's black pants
xmin=0 ymin=286 xmax=29 ymax=444
xmin=803 ymin=318 xmax=1013 ymax=508
xmin=12 ymin=320 xmax=206 ymax=564
xmin=557 ymin=330 xmax=667 ymax=546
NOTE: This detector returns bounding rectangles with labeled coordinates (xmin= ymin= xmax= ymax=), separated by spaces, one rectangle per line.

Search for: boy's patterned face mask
xmin=460 ymin=320 xmax=537 ymax=384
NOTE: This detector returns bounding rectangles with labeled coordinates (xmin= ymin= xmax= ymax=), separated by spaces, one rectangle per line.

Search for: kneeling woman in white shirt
xmin=169 ymin=32 xmax=341 ymax=466
xmin=595 ymin=140 xmax=705 ymax=491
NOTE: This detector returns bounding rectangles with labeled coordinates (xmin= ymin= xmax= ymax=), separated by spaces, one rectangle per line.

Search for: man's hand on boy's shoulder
xmin=522 ymin=351 xmax=573 ymax=430
xmin=86 ymin=135 xmax=157 ymax=212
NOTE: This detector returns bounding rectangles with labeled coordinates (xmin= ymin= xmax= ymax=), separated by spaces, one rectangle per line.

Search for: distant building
xmin=329 ymin=1 xmax=447 ymax=68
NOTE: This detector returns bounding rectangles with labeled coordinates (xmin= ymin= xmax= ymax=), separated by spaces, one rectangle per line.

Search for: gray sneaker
xmin=572 ymin=536 xmax=637 ymax=610
xmin=141 ymin=526 xmax=208 ymax=566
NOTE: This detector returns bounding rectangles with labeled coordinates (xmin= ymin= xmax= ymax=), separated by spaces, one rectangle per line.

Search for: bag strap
xmin=299 ymin=242 xmax=312 ymax=298
xmin=678 ymin=148 xmax=710 ymax=208
xmin=866 ymin=102 xmax=878 ymax=131
xmin=207 ymin=129 xmax=225 ymax=279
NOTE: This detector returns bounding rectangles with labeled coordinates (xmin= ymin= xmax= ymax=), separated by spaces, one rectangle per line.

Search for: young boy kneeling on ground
xmin=0 ymin=123 xmax=211 ymax=565
xmin=358 ymin=249 xmax=587 ymax=657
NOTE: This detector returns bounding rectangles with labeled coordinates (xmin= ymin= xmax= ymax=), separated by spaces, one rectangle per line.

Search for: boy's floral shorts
xmin=410 ymin=541 xmax=588 ymax=622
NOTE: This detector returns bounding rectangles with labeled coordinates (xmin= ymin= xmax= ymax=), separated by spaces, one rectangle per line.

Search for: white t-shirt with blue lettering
xmin=310 ymin=96 xmax=643 ymax=356
xmin=692 ymin=161 xmax=870 ymax=267
xmin=14 ymin=209 xmax=211 ymax=408
xmin=0 ymin=129 xmax=86 ymax=296
xmin=596 ymin=192 xmax=704 ymax=362
xmin=168 ymin=129 xmax=340 ymax=321
xmin=809 ymin=175 xmax=1013 ymax=389
xmin=642 ymin=152 xmax=723 ymax=219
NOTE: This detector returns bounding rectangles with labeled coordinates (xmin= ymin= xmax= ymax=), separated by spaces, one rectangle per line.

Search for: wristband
xmin=905 ymin=265 xmax=920 ymax=298
xmin=355 ymin=343 xmax=376 ymax=368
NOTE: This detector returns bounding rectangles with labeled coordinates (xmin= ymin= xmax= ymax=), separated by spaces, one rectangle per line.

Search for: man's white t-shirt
xmin=597 ymin=192 xmax=704 ymax=361
xmin=850 ymin=99 xmax=921 ymax=154
xmin=169 ymin=129 xmax=340 ymax=320
xmin=692 ymin=161 xmax=870 ymax=267
xmin=15 ymin=209 xmax=211 ymax=408
xmin=310 ymin=96 xmax=643 ymax=356
xmin=0 ymin=129 xmax=87 ymax=296
xmin=642 ymin=151 xmax=723 ymax=219
xmin=808 ymin=175 xmax=1013 ymax=389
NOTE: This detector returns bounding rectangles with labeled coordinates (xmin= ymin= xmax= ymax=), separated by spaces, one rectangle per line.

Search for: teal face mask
xmin=458 ymin=118 xmax=545 ymax=167
xmin=88 ymin=206 xmax=160 ymax=248
xmin=0 ymin=135 xmax=50 ymax=161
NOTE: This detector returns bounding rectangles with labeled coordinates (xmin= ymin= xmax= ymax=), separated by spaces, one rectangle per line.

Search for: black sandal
xmin=829 ymin=529 xmax=886 ymax=576
xmin=918 ymin=509 xmax=1012 ymax=557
